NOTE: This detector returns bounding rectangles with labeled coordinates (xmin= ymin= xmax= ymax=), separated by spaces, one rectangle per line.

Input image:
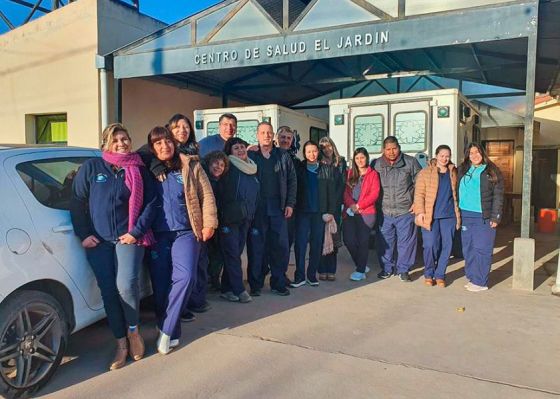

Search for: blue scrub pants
xmin=377 ymin=212 xmax=417 ymax=274
xmin=220 ymin=220 xmax=252 ymax=295
xmin=343 ymin=214 xmax=374 ymax=273
xmin=294 ymin=212 xmax=324 ymax=282
xmin=461 ymin=216 xmax=496 ymax=287
xmin=247 ymin=212 xmax=289 ymax=291
xmin=86 ymin=241 xmax=144 ymax=339
xmin=149 ymin=230 xmax=200 ymax=340
xmin=421 ymin=217 xmax=456 ymax=279
xmin=187 ymin=242 xmax=208 ymax=309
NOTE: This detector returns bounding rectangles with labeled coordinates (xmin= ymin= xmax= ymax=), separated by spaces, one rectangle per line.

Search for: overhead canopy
xmin=111 ymin=0 xmax=560 ymax=106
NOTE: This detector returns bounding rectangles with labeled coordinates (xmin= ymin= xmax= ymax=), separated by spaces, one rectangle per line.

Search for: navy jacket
xmin=217 ymin=163 xmax=260 ymax=224
xmin=152 ymin=170 xmax=191 ymax=232
xmin=248 ymin=147 xmax=297 ymax=211
xmin=295 ymin=163 xmax=338 ymax=215
xmin=70 ymin=158 xmax=158 ymax=242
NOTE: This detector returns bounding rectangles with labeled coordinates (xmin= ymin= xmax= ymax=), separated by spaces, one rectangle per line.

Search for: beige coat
xmin=180 ymin=154 xmax=218 ymax=240
xmin=413 ymin=159 xmax=460 ymax=230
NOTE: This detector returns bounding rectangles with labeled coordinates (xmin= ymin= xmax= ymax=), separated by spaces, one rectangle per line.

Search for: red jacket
xmin=343 ymin=167 xmax=380 ymax=215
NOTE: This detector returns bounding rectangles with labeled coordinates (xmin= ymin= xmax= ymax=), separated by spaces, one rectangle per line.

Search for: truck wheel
xmin=0 ymin=290 xmax=69 ymax=398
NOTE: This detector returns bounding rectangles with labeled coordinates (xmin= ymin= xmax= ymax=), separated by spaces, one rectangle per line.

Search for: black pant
xmin=343 ymin=214 xmax=374 ymax=273
xmin=220 ymin=220 xmax=251 ymax=296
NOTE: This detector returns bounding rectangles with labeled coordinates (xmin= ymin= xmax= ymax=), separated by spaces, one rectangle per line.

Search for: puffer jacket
xmin=373 ymin=153 xmax=422 ymax=217
xmin=413 ymin=159 xmax=461 ymax=230
xmin=179 ymin=154 xmax=218 ymax=240
xmin=458 ymin=164 xmax=505 ymax=224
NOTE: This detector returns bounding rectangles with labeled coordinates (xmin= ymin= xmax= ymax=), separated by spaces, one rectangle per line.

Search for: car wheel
xmin=0 ymin=290 xmax=69 ymax=399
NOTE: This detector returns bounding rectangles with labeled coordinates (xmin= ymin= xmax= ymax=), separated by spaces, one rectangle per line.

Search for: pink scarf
xmin=102 ymin=151 xmax=155 ymax=247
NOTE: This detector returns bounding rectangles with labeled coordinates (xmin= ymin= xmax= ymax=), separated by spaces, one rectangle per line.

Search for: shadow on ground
xmin=36 ymin=223 xmax=558 ymax=397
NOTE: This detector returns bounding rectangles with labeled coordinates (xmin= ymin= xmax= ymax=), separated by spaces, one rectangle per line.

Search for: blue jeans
xmin=86 ymin=241 xmax=144 ymax=339
xmin=149 ymin=231 xmax=200 ymax=339
xmin=294 ymin=212 xmax=324 ymax=281
xmin=421 ymin=217 xmax=456 ymax=279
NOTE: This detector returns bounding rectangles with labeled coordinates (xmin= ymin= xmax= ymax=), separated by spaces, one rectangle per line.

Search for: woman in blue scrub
xmin=414 ymin=145 xmax=461 ymax=287
xmin=458 ymin=143 xmax=504 ymax=292
xmin=147 ymin=126 xmax=217 ymax=354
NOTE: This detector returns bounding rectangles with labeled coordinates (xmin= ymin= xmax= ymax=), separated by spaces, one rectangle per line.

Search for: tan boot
xmin=110 ymin=338 xmax=128 ymax=371
xmin=127 ymin=329 xmax=145 ymax=361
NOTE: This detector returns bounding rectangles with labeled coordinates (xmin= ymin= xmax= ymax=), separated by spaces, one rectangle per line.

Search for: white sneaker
xmin=156 ymin=332 xmax=172 ymax=355
xmin=364 ymin=266 xmax=371 ymax=274
xmin=466 ymin=283 xmax=488 ymax=292
xmin=156 ymin=327 xmax=179 ymax=349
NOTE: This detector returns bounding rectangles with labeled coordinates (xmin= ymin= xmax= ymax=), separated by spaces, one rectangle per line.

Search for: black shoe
xmin=399 ymin=272 xmax=412 ymax=282
xmin=284 ymin=274 xmax=293 ymax=286
xmin=180 ymin=311 xmax=196 ymax=322
xmin=189 ymin=301 xmax=212 ymax=313
xmin=377 ymin=271 xmax=393 ymax=279
xmin=250 ymin=288 xmax=262 ymax=297
xmin=271 ymin=286 xmax=290 ymax=296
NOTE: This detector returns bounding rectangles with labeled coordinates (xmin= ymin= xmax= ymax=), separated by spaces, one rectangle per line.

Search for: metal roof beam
xmin=8 ymin=0 xmax=50 ymax=14
xmin=466 ymin=92 xmax=525 ymax=99
xmin=23 ymin=0 xmax=45 ymax=24
xmin=423 ymin=76 xmax=444 ymax=89
xmin=0 ymin=10 xmax=15 ymax=30
xmin=470 ymin=44 xmax=488 ymax=84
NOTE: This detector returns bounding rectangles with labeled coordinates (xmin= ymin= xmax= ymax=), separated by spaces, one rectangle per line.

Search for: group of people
xmin=70 ymin=111 xmax=504 ymax=371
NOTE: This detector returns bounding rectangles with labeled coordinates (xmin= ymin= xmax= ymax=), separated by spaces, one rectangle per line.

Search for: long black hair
xmin=168 ymin=113 xmax=199 ymax=155
xmin=147 ymin=126 xmax=182 ymax=171
xmin=459 ymin=142 xmax=500 ymax=183
xmin=348 ymin=147 xmax=370 ymax=187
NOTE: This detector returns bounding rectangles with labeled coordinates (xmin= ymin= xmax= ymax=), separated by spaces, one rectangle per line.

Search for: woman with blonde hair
xmin=71 ymin=123 xmax=157 ymax=370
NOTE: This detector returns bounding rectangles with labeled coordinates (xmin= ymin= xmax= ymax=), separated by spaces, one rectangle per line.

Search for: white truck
xmin=193 ymin=104 xmax=328 ymax=155
xmin=328 ymin=89 xmax=480 ymax=165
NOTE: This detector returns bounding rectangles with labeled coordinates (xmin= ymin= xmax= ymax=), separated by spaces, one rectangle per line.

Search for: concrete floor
xmin=36 ymin=226 xmax=560 ymax=399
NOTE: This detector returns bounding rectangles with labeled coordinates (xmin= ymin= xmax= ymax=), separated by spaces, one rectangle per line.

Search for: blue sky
xmin=0 ymin=0 xmax=222 ymax=34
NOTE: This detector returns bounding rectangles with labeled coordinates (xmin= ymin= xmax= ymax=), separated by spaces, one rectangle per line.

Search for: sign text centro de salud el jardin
xmin=194 ymin=30 xmax=390 ymax=66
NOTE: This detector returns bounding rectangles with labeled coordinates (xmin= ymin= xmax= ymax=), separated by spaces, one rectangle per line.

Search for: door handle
xmin=52 ymin=225 xmax=74 ymax=233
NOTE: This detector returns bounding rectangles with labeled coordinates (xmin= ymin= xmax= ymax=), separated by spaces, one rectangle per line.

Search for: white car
xmin=0 ymin=146 xmax=151 ymax=398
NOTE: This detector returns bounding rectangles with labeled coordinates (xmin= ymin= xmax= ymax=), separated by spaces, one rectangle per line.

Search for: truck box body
xmin=194 ymin=104 xmax=328 ymax=156
xmin=329 ymin=89 xmax=480 ymax=165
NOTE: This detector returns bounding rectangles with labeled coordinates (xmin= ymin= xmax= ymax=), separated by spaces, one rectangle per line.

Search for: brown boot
xmin=424 ymin=278 xmax=435 ymax=286
xmin=110 ymin=338 xmax=128 ymax=371
xmin=127 ymin=329 xmax=145 ymax=361
xmin=436 ymin=279 xmax=446 ymax=288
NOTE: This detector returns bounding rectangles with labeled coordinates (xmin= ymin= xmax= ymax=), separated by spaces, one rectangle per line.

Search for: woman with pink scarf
xmin=70 ymin=123 xmax=157 ymax=371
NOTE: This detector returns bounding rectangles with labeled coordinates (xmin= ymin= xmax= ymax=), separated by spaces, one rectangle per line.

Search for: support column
xmin=512 ymin=26 xmax=538 ymax=291
xmin=114 ymin=78 xmax=122 ymax=123
xmin=552 ymin=246 xmax=560 ymax=296
xmin=99 ymin=68 xmax=109 ymax=130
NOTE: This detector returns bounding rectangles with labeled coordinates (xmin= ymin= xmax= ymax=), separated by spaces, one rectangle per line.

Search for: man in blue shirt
xmin=199 ymin=113 xmax=237 ymax=156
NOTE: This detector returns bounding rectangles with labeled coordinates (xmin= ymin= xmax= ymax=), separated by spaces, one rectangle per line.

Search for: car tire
xmin=0 ymin=290 xmax=69 ymax=399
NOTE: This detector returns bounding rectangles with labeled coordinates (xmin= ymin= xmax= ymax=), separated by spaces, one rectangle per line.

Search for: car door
xmin=4 ymin=150 xmax=104 ymax=310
